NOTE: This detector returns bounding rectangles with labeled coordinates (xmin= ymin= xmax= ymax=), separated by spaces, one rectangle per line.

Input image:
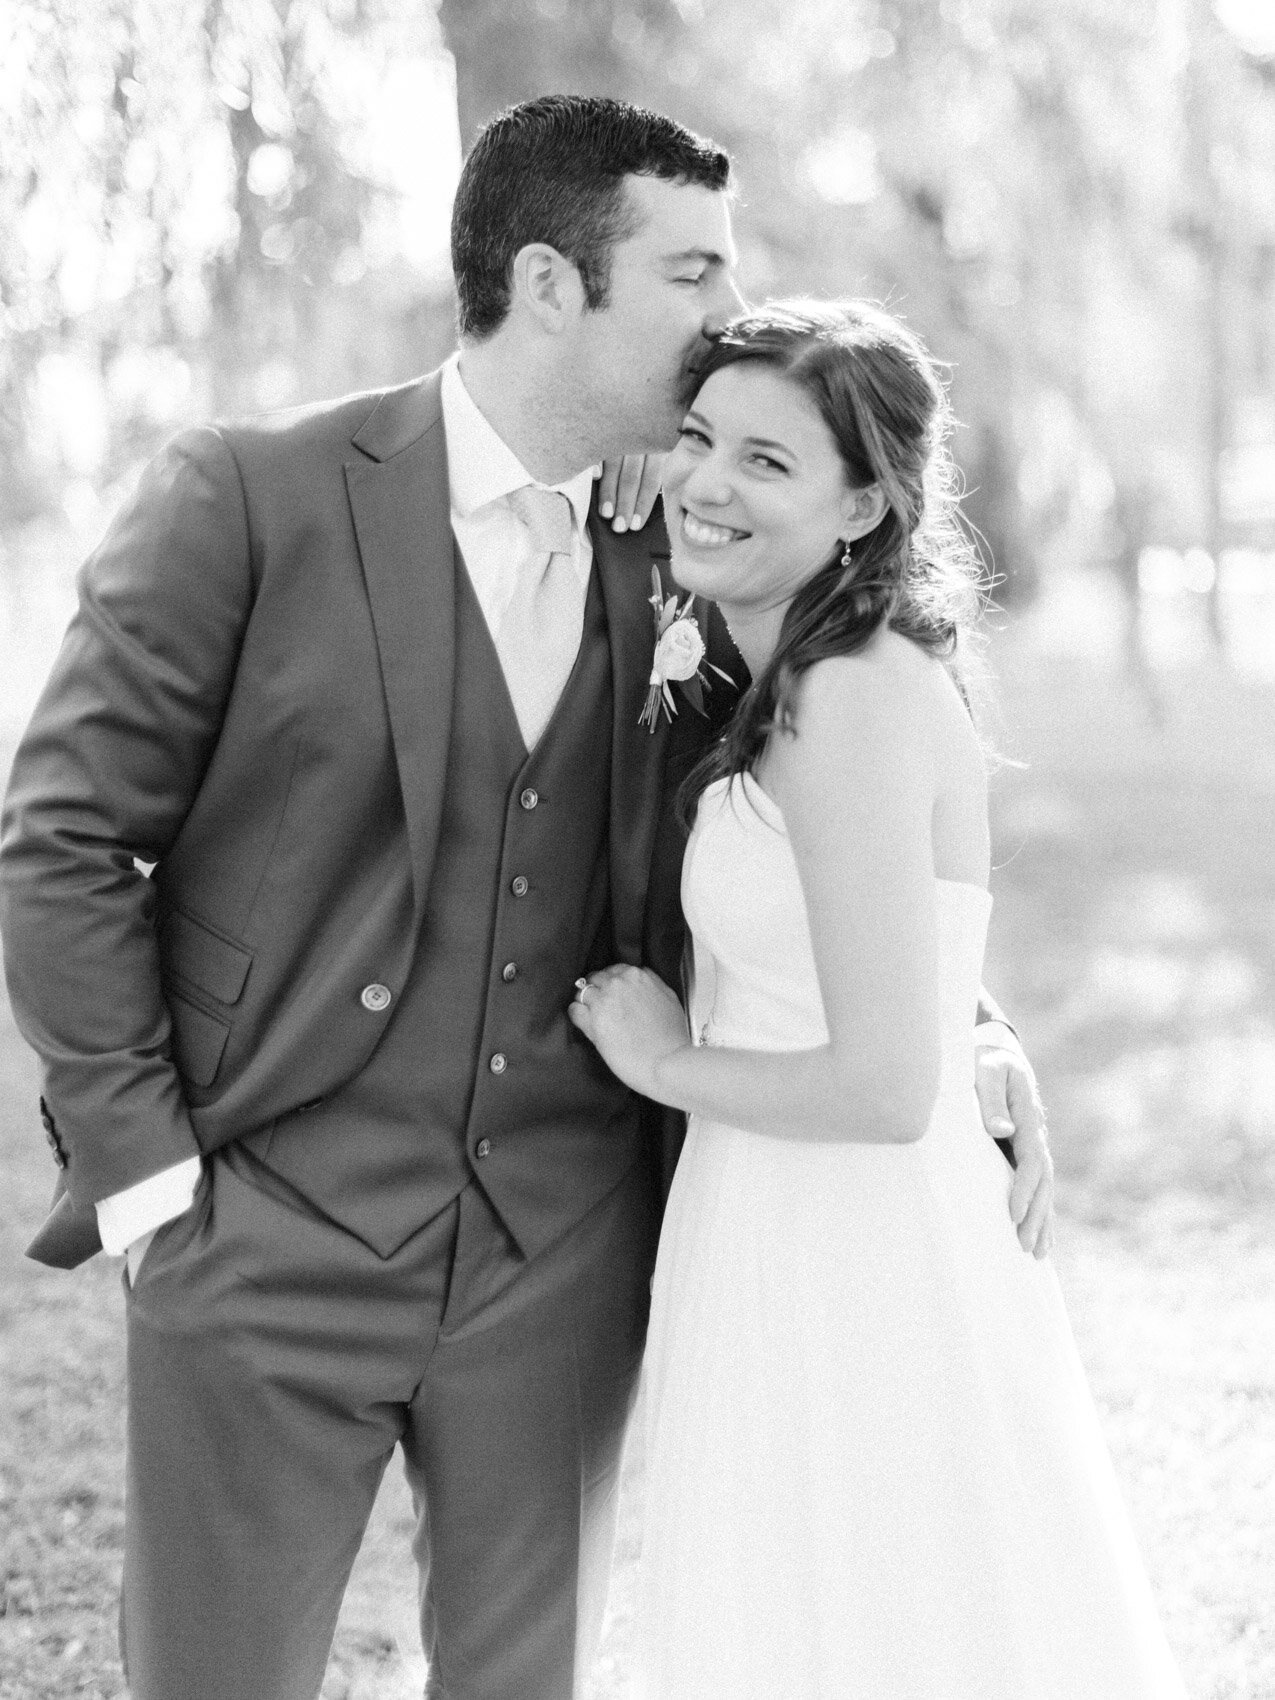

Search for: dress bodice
xmin=682 ymin=773 xmax=992 ymax=1103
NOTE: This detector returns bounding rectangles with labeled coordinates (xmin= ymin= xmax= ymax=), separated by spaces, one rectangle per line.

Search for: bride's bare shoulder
xmin=790 ymin=628 xmax=948 ymax=731
xmin=777 ymin=633 xmax=985 ymax=807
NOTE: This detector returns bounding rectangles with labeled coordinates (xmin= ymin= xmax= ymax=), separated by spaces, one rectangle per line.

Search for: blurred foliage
xmin=2 ymin=0 xmax=1274 ymax=601
xmin=0 ymin=0 xmax=458 ymax=525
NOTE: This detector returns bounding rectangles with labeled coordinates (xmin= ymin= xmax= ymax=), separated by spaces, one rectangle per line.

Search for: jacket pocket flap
xmin=165 ymin=989 xmax=231 ymax=1088
xmin=161 ymin=909 xmax=253 ymax=1005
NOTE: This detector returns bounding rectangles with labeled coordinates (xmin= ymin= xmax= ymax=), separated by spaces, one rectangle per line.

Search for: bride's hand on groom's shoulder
xmin=595 ymin=456 xmax=666 ymax=532
xmin=974 ymin=1031 xmax=1055 ymax=1260
xmin=568 ymin=964 xmax=689 ymax=1098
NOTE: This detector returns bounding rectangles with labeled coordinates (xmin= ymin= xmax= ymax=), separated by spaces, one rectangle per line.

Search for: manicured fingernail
xmin=992 ymin=1119 xmax=1014 ymax=1136
xmin=631 ymin=514 xmax=645 ymax=530
xmin=600 ymin=501 xmax=614 ymax=518
xmin=612 ymin=516 xmax=628 ymax=532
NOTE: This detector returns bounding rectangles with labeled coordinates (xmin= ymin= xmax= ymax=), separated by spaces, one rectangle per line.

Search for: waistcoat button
xmin=502 ymin=962 xmax=518 ymax=982
xmin=475 ymin=1138 xmax=492 ymax=1159
xmin=490 ymin=1052 xmax=507 ymax=1074
xmin=520 ymin=788 xmax=539 ymax=810
xmin=360 ymin=983 xmax=392 ymax=1012
xmin=511 ymin=875 xmax=529 ymax=897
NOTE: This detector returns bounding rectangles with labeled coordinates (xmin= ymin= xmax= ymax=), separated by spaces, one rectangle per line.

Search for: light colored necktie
xmin=497 ymin=485 xmax=584 ymax=748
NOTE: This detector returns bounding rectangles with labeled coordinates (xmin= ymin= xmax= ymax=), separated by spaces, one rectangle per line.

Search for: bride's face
xmin=662 ymin=363 xmax=866 ymax=620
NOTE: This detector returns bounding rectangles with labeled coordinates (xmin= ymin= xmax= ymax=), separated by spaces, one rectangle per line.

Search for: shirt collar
xmin=440 ymin=354 xmax=597 ymax=536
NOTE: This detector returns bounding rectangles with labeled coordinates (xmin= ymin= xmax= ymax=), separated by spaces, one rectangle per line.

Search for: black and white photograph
xmin=1 ymin=2 xmax=1273 ymax=1696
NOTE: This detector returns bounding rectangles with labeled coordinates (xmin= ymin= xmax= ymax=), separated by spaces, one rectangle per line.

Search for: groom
xmin=0 ymin=95 xmax=1048 ymax=1700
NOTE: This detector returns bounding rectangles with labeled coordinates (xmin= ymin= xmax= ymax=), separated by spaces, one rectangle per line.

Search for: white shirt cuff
xmin=95 ymin=1157 xmax=202 ymax=1256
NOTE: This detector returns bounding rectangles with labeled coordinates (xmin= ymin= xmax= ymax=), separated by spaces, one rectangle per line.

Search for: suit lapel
xmin=592 ymin=504 xmax=680 ymax=962
xmin=345 ymin=375 xmax=455 ymax=929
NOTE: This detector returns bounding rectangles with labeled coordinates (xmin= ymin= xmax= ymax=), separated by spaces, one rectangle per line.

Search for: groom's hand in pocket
xmin=974 ymin=1028 xmax=1054 ymax=1259
xmin=98 ymin=1153 xmax=203 ymax=1286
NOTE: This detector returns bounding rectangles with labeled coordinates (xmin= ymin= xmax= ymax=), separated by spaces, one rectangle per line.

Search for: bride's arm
xmin=573 ymin=643 xmax=950 ymax=1144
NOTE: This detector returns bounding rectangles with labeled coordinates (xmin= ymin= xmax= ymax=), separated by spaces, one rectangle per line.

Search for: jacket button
xmin=501 ymin=962 xmax=518 ymax=982
xmin=510 ymin=875 xmax=529 ymax=897
xmin=360 ymin=983 xmax=392 ymax=1012
xmin=475 ymin=1138 xmax=492 ymax=1159
xmin=519 ymin=788 xmax=539 ymax=810
xmin=489 ymin=1052 xmax=507 ymax=1074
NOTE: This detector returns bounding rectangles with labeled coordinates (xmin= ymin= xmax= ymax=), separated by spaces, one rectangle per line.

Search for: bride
xmin=569 ymin=301 xmax=1185 ymax=1698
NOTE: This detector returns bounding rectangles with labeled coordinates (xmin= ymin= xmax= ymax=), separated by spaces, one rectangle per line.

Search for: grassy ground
xmin=2 ymin=622 xmax=1273 ymax=1697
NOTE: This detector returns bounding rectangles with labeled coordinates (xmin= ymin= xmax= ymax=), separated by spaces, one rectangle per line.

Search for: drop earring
xmin=840 ymin=540 xmax=853 ymax=569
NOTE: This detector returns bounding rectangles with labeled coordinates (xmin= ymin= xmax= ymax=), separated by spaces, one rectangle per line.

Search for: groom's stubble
xmin=459 ymin=175 xmax=745 ymax=484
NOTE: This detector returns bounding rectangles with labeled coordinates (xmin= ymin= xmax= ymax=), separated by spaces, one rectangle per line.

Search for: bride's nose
xmin=681 ymin=457 xmax=734 ymax=507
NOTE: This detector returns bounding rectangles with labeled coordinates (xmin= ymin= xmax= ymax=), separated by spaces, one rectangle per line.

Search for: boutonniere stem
xmin=638 ymin=565 xmax=735 ymax=732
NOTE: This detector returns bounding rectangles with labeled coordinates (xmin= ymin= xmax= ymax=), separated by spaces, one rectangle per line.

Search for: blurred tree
xmin=438 ymin=0 xmax=709 ymax=147
xmin=0 ymin=0 xmax=455 ymax=528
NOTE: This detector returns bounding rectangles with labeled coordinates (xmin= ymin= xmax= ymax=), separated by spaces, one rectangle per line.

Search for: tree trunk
xmin=440 ymin=2 xmax=630 ymax=149
xmin=1187 ymin=0 xmax=1233 ymax=653
xmin=437 ymin=0 xmax=705 ymax=150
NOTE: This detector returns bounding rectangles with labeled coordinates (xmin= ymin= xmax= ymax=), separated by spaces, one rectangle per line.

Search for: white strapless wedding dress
xmin=625 ymin=773 xmax=1185 ymax=1699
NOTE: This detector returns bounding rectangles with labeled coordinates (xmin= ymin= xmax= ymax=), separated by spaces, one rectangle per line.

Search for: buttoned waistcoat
xmin=0 ymin=369 xmax=742 ymax=1268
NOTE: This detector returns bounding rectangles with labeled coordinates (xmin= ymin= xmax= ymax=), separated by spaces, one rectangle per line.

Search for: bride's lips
xmin=679 ymin=508 xmax=751 ymax=549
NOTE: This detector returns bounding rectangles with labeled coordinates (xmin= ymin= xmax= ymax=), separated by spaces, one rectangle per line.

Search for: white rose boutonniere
xmin=638 ymin=566 xmax=735 ymax=732
xmin=654 ymin=615 xmax=706 ymax=683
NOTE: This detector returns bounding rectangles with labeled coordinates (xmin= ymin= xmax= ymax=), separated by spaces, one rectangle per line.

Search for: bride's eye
xmin=678 ymin=425 xmax=711 ymax=447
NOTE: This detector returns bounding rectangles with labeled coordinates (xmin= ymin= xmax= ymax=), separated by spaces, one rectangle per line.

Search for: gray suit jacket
xmin=0 ymin=370 xmax=739 ymax=1267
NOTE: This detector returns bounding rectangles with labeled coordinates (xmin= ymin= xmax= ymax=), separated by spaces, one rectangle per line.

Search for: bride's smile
xmin=678 ymin=509 xmax=751 ymax=548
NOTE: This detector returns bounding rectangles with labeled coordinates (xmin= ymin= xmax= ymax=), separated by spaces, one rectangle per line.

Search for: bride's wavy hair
xmin=679 ymin=299 xmax=986 ymax=824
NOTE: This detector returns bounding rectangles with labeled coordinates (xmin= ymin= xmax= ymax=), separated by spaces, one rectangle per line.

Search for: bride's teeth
xmin=682 ymin=512 xmax=744 ymax=547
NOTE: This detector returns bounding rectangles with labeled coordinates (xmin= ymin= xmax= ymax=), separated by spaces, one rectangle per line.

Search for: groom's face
xmin=570 ymin=175 xmax=745 ymax=459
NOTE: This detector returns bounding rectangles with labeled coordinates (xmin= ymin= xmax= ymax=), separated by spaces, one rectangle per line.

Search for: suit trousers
xmin=120 ymin=1140 xmax=657 ymax=1700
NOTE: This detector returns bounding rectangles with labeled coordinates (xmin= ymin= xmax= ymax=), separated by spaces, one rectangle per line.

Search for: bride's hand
xmin=595 ymin=455 xmax=666 ymax=532
xmin=568 ymin=964 xmax=689 ymax=1097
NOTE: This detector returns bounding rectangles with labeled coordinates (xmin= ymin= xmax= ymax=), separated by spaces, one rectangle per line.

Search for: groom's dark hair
xmin=451 ymin=95 xmax=731 ymax=339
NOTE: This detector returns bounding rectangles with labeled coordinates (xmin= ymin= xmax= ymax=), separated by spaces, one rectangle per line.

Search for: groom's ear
xmin=511 ymin=243 xmax=586 ymax=335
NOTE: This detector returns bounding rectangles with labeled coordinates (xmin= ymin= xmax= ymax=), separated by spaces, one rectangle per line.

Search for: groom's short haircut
xmin=451 ymin=94 xmax=731 ymax=340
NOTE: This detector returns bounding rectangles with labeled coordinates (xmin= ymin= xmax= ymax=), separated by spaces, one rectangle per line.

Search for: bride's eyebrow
xmin=743 ymin=434 xmax=796 ymax=459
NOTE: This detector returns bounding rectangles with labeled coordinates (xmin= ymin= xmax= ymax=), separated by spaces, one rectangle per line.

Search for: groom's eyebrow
xmin=661 ymin=247 xmax=733 ymax=268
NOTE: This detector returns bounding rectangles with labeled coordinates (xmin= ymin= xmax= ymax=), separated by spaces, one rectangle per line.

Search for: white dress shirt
xmin=98 ymin=356 xmax=600 ymax=1273
xmin=439 ymin=353 xmax=596 ymax=659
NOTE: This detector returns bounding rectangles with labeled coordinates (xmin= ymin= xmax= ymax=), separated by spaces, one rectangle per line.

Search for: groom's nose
xmin=702 ymin=274 xmax=747 ymax=335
